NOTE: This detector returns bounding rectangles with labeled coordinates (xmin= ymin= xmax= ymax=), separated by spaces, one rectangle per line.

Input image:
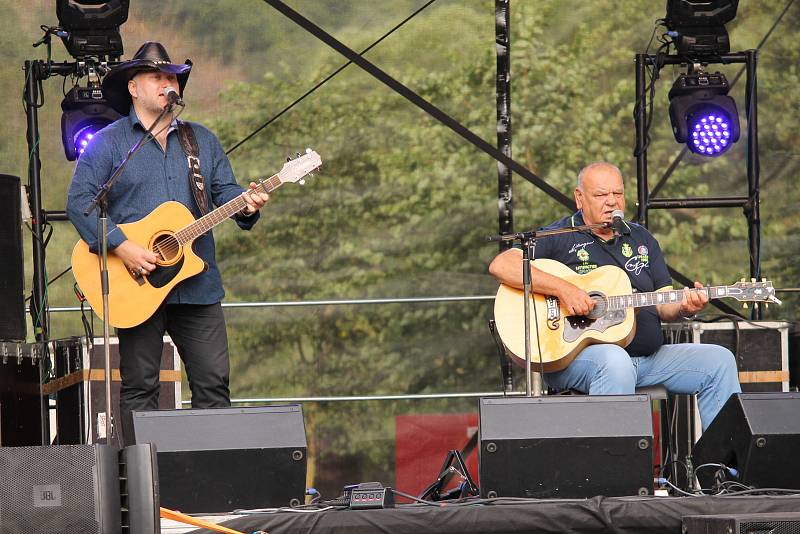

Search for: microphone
xmin=611 ymin=209 xmax=626 ymax=238
xmin=164 ymin=87 xmax=184 ymax=107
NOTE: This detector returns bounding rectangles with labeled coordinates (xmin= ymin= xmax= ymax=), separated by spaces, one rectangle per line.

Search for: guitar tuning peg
xmin=740 ymin=278 xmax=746 ymax=283
xmin=299 ymin=179 xmax=305 ymax=185
xmin=764 ymin=303 xmax=769 ymax=309
xmin=286 ymin=156 xmax=292 ymax=162
xmin=296 ymin=152 xmax=301 ymax=158
xmin=306 ymin=147 xmax=312 ymax=153
xmin=762 ymin=277 xmax=767 ymax=282
xmin=751 ymin=278 xmax=756 ymax=283
xmin=742 ymin=303 xmax=748 ymax=309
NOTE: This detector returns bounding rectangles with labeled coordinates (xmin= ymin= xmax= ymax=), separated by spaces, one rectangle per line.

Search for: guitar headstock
xmin=729 ymin=279 xmax=781 ymax=305
xmin=278 ymin=148 xmax=322 ymax=185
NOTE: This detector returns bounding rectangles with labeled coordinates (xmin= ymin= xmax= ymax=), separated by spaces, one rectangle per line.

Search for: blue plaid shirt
xmin=66 ymin=108 xmax=259 ymax=305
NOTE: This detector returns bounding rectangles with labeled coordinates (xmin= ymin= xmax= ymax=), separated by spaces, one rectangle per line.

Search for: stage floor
xmin=184 ymin=494 xmax=800 ymax=534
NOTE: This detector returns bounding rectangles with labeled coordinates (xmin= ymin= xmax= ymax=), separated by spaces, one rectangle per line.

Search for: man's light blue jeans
xmin=544 ymin=343 xmax=741 ymax=430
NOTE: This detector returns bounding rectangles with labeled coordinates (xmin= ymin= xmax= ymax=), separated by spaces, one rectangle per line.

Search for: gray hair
xmin=577 ymin=162 xmax=623 ymax=188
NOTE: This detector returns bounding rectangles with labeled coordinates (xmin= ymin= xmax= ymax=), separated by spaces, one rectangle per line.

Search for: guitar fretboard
xmin=175 ymin=174 xmax=282 ymax=244
xmin=607 ymin=286 xmax=734 ymax=311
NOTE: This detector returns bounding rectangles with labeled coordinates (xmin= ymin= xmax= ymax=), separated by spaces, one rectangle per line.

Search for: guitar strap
xmin=176 ymin=121 xmax=209 ymax=216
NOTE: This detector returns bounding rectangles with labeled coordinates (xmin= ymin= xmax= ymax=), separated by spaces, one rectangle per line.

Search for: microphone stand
xmin=84 ymin=103 xmax=175 ymax=444
xmin=488 ymin=222 xmax=610 ymax=397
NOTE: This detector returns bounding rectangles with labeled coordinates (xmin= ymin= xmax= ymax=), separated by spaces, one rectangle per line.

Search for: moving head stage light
xmin=61 ymin=75 xmax=121 ymax=161
xmin=56 ymin=0 xmax=130 ymax=59
xmin=668 ymin=69 xmax=740 ymax=157
xmin=665 ymin=0 xmax=739 ymax=57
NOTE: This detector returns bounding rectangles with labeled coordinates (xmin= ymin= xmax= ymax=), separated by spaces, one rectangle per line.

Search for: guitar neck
xmin=174 ymin=174 xmax=282 ymax=244
xmin=607 ymin=286 xmax=734 ymax=311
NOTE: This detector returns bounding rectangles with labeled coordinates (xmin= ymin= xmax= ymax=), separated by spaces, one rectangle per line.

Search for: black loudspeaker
xmin=0 ymin=174 xmax=26 ymax=341
xmin=479 ymin=395 xmax=654 ymax=498
xmin=0 ymin=444 xmax=121 ymax=534
xmin=684 ymin=512 xmax=800 ymax=534
xmin=120 ymin=444 xmax=160 ymax=534
xmin=693 ymin=392 xmax=800 ymax=490
xmin=133 ymin=405 xmax=307 ymax=513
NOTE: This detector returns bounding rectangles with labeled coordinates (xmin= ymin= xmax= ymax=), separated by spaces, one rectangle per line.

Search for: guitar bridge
xmin=129 ymin=270 xmax=147 ymax=286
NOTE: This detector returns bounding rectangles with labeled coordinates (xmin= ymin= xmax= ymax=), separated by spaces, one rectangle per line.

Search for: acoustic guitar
xmin=72 ymin=150 xmax=322 ymax=328
xmin=493 ymin=258 xmax=780 ymax=372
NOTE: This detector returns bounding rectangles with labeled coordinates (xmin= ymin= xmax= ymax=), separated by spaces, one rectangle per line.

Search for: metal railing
xmin=42 ymin=294 xmax=508 ymax=405
xmin=44 ymin=294 xmax=496 ymax=314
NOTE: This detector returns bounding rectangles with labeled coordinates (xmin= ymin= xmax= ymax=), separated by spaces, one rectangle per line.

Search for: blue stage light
xmin=686 ymin=106 xmax=734 ymax=156
xmin=668 ymin=71 xmax=740 ymax=158
xmin=61 ymin=85 xmax=121 ymax=161
xmin=74 ymin=128 xmax=98 ymax=156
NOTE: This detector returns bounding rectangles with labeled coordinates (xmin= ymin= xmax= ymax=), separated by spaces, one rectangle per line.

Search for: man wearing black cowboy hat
xmin=66 ymin=42 xmax=270 ymax=445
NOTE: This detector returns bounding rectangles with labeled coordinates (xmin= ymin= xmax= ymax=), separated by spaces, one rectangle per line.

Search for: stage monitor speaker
xmin=0 ymin=444 xmax=121 ymax=534
xmin=693 ymin=392 xmax=800 ymax=490
xmin=479 ymin=395 xmax=654 ymax=499
xmin=133 ymin=405 xmax=307 ymax=513
xmin=0 ymin=174 xmax=26 ymax=341
xmin=683 ymin=512 xmax=800 ymax=534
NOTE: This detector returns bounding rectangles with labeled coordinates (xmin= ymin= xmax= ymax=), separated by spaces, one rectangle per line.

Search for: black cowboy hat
xmin=102 ymin=41 xmax=192 ymax=115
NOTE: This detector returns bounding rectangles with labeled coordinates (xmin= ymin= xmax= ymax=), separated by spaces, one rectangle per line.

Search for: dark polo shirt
xmin=534 ymin=211 xmax=673 ymax=356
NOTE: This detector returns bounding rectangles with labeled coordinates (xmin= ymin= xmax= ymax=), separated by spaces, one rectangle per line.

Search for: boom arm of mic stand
xmin=85 ymin=104 xmax=174 ymax=217
xmin=487 ymin=222 xmax=610 ymax=243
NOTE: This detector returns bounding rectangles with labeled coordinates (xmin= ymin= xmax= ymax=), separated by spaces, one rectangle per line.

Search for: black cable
xmin=716 ymin=487 xmax=800 ymax=496
xmin=633 ymin=19 xmax=670 ymax=158
xmin=23 ymin=265 xmax=73 ymax=304
xmin=226 ymin=0 xmax=439 ymax=156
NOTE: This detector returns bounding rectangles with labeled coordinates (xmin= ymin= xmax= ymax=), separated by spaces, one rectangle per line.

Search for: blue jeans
xmin=544 ymin=343 xmax=741 ymax=430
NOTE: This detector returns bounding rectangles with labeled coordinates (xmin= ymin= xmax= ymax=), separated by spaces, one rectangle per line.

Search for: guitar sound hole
xmin=586 ymin=292 xmax=608 ymax=320
xmin=152 ymin=232 xmax=181 ymax=264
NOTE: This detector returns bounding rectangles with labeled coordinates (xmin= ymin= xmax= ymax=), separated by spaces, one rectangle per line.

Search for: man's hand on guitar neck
xmin=657 ymin=281 xmax=709 ymax=321
xmin=239 ymin=182 xmax=270 ymax=216
xmin=114 ymin=240 xmax=159 ymax=276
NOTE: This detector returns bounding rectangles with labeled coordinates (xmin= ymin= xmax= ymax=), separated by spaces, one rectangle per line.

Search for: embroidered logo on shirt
xmin=569 ymin=240 xmax=595 ymax=254
xmin=575 ymin=247 xmax=597 ymax=274
xmin=621 ymin=243 xmax=633 ymax=258
xmin=638 ymin=245 xmax=648 ymax=256
xmin=625 ymin=255 xmax=650 ymax=276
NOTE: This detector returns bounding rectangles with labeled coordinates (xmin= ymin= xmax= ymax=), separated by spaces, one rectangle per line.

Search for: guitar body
xmin=493 ymin=258 xmax=636 ymax=372
xmin=71 ymin=201 xmax=206 ymax=329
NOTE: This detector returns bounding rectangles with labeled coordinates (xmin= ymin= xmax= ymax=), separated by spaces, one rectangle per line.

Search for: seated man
xmin=489 ymin=161 xmax=740 ymax=430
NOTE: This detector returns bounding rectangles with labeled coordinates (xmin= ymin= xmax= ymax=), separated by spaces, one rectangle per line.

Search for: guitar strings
xmin=142 ymin=173 xmax=284 ymax=263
